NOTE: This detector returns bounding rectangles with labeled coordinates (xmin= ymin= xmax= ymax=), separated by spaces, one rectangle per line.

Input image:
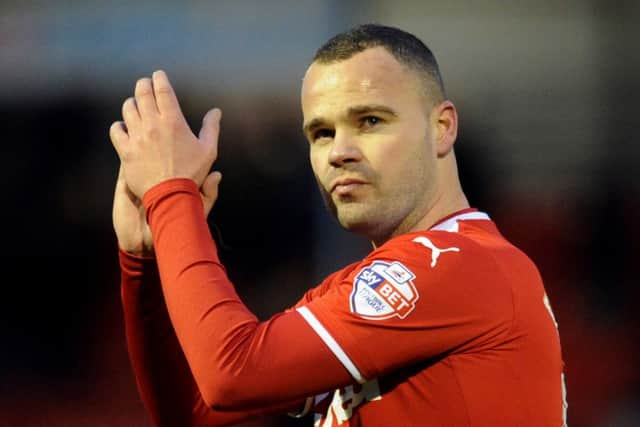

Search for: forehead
xmin=301 ymin=47 xmax=422 ymax=118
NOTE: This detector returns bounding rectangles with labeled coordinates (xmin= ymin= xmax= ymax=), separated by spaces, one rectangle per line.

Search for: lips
xmin=329 ymin=177 xmax=368 ymax=194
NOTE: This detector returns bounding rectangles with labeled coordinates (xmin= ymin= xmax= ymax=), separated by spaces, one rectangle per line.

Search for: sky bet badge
xmin=350 ymin=261 xmax=419 ymax=320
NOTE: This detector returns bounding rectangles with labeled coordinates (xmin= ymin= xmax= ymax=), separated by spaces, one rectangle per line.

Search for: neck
xmin=420 ymin=151 xmax=470 ymax=230
xmin=418 ymin=185 xmax=470 ymax=230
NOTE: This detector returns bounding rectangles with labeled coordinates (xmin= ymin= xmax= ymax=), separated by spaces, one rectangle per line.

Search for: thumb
xmin=116 ymin=164 xmax=125 ymax=186
xmin=200 ymin=170 xmax=223 ymax=215
xmin=114 ymin=165 xmax=129 ymax=201
xmin=199 ymin=108 xmax=222 ymax=160
xmin=114 ymin=164 xmax=140 ymax=205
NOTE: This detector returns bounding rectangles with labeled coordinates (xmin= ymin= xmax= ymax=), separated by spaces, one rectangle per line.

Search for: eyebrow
xmin=302 ymin=104 xmax=398 ymax=135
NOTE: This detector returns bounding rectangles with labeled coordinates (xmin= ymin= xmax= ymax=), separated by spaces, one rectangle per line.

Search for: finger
xmin=110 ymin=121 xmax=128 ymax=144
xmin=202 ymin=171 xmax=222 ymax=198
xmin=122 ymin=97 xmax=140 ymax=131
xmin=113 ymin=164 xmax=141 ymax=210
xmin=201 ymin=170 xmax=223 ymax=213
xmin=135 ymin=77 xmax=159 ymax=119
xmin=199 ymin=108 xmax=222 ymax=161
xmin=152 ymin=70 xmax=182 ymax=116
xmin=110 ymin=121 xmax=129 ymax=154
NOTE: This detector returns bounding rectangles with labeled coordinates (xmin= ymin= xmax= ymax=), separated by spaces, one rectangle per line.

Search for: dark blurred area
xmin=0 ymin=1 xmax=638 ymax=426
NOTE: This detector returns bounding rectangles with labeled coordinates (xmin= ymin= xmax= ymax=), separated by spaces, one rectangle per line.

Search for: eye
xmin=311 ymin=128 xmax=335 ymax=142
xmin=361 ymin=116 xmax=382 ymax=128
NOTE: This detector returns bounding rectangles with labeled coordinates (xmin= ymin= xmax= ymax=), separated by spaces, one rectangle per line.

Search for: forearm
xmin=120 ymin=249 xmax=272 ymax=427
xmin=143 ymin=179 xmax=351 ymax=410
xmin=120 ymin=250 xmax=214 ymax=426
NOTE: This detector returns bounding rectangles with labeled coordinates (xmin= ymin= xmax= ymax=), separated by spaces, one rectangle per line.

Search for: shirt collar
xmin=430 ymin=208 xmax=491 ymax=233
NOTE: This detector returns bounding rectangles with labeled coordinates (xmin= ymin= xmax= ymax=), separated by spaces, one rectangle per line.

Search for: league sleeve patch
xmin=349 ymin=261 xmax=419 ymax=320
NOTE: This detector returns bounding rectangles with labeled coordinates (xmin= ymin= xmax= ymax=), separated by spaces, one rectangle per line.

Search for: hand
xmin=109 ymin=70 xmax=221 ymax=199
xmin=112 ymin=165 xmax=223 ymax=257
xmin=112 ymin=165 xmax=154 ymax=256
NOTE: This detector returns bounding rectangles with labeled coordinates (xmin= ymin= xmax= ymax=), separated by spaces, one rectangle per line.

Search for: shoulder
xmin=355 ymin=221 xmax=519 ymax=307
xmin=337 ymin=226 xmax=514 ymax=326
xmin=300 ymin=260 xmax=361 ymax=303
xmin=370 ymin=225 xmax=493 ymax=273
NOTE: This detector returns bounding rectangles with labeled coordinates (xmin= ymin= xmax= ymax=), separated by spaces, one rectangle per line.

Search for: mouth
xmin=330 ymin=177 xmax=368 ymax=196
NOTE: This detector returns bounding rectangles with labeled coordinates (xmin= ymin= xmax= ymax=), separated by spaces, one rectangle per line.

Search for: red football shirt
xmin=121 ymin=178 xmax=567 ymax=427
xmin=292 ymin=210 xmax=567 ymax=426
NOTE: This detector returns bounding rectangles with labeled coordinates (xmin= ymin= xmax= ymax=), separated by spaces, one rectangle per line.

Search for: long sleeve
xmin=141 ymin=179 xmax=351 ymax=411
xmin=120 ymin=249 xmax=306 ymax=426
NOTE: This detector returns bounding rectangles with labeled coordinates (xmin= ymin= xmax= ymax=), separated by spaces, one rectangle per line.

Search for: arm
xmin=112 ymin=167 xmax=310 ymax=425
xmin=120 ymin=250 xmax=305 ymax=427
xmin=109 ymin=70 xmax=353 ymax=415
xmin=110 ymin=143 xmax=230 ymax=425
xmin=120 ymin=250 xmax=212 ymax=427
xmin=142 ymin=179 xmax=352 ymax=410
xmin=109 ymin=72 xmax=349 ymax=423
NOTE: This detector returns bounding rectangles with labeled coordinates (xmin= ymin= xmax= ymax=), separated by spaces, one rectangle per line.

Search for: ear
xmin=433 ymin=100 xmax=458 ymax=157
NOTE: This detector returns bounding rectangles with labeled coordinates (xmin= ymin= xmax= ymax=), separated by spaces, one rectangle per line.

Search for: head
xmin=302 ymin=24 xmax=466 ymax=245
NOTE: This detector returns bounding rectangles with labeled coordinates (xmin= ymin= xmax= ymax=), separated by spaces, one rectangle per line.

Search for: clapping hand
xmin=110 ymin=70 xmax=222 ymax=255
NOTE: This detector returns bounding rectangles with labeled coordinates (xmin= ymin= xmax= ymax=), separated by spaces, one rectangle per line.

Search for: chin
xmin=336 ymin=208 xmax=380 ymax=235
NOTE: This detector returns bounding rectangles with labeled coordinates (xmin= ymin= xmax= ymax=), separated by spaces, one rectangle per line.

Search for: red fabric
xmin=121 ymin=252 xmax=324 ymax=426
xmin=121 ymin=178 xmax=565 ymax=426
xmin=121 ymin=251 xmax=251 ymax=427
xmin=121 ymin=178 xmax=351 ymax=425
xmin=299 ymin=221 xmax=566 ymax=426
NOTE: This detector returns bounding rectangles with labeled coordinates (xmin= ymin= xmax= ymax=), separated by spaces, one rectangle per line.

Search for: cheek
xmin=383 ymin=142 xmax=433 ymax=195
xmin=376 ymin=132 xmax=429 ymax=174
xmin=309 ymin=150 xmax=325 ymax=181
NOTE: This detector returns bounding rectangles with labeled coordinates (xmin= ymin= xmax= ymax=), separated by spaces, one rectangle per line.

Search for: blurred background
xmin=0 ymin=0 xmax=638 ymax=426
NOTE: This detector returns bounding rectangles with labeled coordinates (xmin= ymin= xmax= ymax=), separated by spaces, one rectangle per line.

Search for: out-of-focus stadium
xmin=0 ymin=1 xmax=638 ymax=426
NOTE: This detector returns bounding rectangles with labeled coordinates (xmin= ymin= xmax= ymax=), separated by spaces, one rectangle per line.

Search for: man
xmin=110 ymin=24 xmax=567 ymax=426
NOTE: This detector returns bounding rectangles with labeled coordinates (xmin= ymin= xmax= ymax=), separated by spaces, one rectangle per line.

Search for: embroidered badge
xmin=350 ymin=261 xmax=419 ymax=320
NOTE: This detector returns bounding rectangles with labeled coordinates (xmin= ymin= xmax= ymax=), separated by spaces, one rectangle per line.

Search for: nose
xmin=328 ymin=131 xmax=363 ymax=167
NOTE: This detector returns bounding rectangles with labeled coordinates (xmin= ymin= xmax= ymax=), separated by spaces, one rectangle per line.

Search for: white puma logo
xmin=412 ymin=236 xmax=460 ymax=267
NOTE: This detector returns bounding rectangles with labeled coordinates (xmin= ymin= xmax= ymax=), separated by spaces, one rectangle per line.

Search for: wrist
xmin=118 ymin=242 xmax=155 ymax=258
